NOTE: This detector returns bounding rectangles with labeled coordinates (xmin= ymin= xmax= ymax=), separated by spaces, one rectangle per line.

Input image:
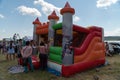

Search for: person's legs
xmin=12 ymin=53 xmax=16 ymax=60
xmin=28 ymin=57 xmax=34 ymax=71
xmin=0 ymin=47 xmax=1 ymax=54
xmin=1 ymin=47 xmax=4 ymax=54
xmin=6 ymin=53 xmax=9 ymax=60
xmin=23 ymin=58 xmax=28 ymax=72
xmin=24 ymin=66 xmax=28 ymax=73
xmin=9 ymin=54 xmax=12 ymax=60
xmin=43 ymin=54 xmax=47 ymax=70
xmin=39 ymin=54 xmax=44 ymax=70
xmin=2 ymin=47 xmax=4 ymax=54
xmin=39 ymin=54 xmax=41 ymax=69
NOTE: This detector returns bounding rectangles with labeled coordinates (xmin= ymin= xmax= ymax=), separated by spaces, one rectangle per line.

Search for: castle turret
xmin=48 ymin=10 xmax=59 ymax=46
xmin=33 ymin=17 xmax=41 ymax=43
xmin=60 ymin=2 xmax=75 ymax=65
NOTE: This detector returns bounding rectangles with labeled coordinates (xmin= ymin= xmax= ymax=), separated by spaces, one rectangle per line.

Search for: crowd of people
xmin=0 ymin=39 xmax=49 ymax=73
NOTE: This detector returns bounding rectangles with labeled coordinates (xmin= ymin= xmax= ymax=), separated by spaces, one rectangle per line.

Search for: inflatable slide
xmin=47 ymin=23 xmax=105 ymax=77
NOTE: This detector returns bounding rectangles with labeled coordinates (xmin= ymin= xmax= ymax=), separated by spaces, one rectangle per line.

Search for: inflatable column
xmin=60 ymin=2 xmax=75 ymax=65
xmin=48 ymin=11 xmax=59 ymax=46
xmin=33 ymin=18 xmax=41 ymax=44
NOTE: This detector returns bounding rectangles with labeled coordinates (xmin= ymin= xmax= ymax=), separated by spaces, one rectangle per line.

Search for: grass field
xmin=0 ymin=54 xmax=120 ymax=80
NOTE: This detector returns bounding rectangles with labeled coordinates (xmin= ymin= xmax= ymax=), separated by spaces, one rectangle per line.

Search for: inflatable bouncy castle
xmin=33 ymin=2 xmax=105 ymax=77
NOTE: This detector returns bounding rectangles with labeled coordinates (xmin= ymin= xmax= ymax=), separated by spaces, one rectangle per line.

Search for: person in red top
xmin=21 ymin=41 xmax=34 ymax=72
xmin=39 ymin=41 xmax=48 ymax=70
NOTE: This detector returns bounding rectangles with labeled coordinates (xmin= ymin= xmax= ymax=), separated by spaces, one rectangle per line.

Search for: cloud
xmin=73 ymin=16 xmax=80 ymax=23
xmin=34 ymin=0 xmax=61 ymax=16
xmin=17 ymin=5 xmax=41 ymax=17
xmin=105 ymin=28 xmax=120 ymax=36
xmin=96 ymin=0 xmax=118 ymax=8
xmin=0 ymin=14 xmax=4 ymax=18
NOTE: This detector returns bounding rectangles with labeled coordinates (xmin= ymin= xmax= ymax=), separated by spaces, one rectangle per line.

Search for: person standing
xmin=0 ymin=41 xmax=3 ymax=54
xmin=2 ymin=40 xmax=6 ymax=54
xmin=17 ymin=39 xmax=23 ymax=65
xmin=21 ymin=41 xmax=34 ymax=72
xmin=38 ymin=41 xmax=48 ymax=70
xmin=45 ymin=40 xmax=50 ymax=54
xmin=30 ymin=40 xmax=37 ymax=55
xmin=7 ymin=41 xmax=15 ymax=60
xmin=105 ymin=42 xmax=113 ymax=57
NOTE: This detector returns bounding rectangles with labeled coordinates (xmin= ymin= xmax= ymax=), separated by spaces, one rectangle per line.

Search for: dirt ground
xmin=0 ymin=54 xmax=120 ymax=80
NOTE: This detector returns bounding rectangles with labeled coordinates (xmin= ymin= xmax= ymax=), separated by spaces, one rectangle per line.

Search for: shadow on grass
xmin=0 ymin=60 xmax=8 ymax=63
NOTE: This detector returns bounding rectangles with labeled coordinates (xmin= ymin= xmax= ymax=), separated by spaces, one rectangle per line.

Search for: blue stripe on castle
xmin=47 ymin=68 xmax=61 ymax=76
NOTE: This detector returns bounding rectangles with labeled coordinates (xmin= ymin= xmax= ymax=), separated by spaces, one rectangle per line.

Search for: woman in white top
xmin=7 ymin=41 xmax=15 ymax=60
